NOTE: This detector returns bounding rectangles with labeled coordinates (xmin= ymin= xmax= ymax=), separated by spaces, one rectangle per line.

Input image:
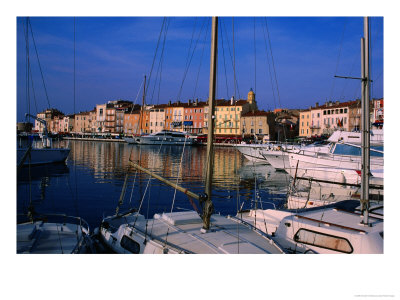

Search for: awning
xmin=183 ymin=121 xmax=193 ymax=126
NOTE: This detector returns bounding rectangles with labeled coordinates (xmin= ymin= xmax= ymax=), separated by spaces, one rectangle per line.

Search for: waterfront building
xmin=272 ymin=108 xmax=299 ymax=141
xmin=89 ymin=109 xmax=97 ymax=133
xmin=74 ymin=111 xmax=90 ymax=133
xmin=105 ymin=105 xmax=116 ymax=133
xmin=204 ymin=88 xmax=258 ymax=137
xmin=124 ymin=110 xmax=141 ymax=135
xmin=149 ymin=104 xmax=167 ymax=133
xmin=50 ymin=114 xmax=64 ymax=134
xmin=241 ymin=110 xmax=276 ymax=141
xmin=60 ymin=115 xmax=75 ymax=133
xmin=183 ymin=99 xmax=206 ymax=134
xmin=140 ymin=106 xmax=151 ymax=134
xmin=96 ymin=104 xmax=107 ymax=133
xmin=35 ymin=108 xmax=64 ymax=133
xmin=372 ymin=98 xmax=384 ymax=127
xmin=299 ymin=109 xmax=311 ymax=138
xmin=171 ymin=102 xmax=184 ymax=132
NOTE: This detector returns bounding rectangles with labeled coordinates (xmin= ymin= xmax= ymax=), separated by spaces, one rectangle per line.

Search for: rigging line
xmin=165 ymin=137 xmax=189 ymax=247
xmin=261 ymin=19 xmax=278 ymax=120
xmin=232 ymin=17 xmax=237 ymax=99
xmin=329 ymin=18 xmax=347 ymax=102
xmin=73 ymin=16 xmax=80 ymax=219
xmin=150 ymin=18 xmax=170 ymax=104
xmin=193 ymin=18 xmax=210 ymax=101
xmin=231 ymin=17 xmax=240 ymax=253
xmin=193 ymin=20 xmax=210 ymax=100
xmin=222 ymin=20 xmax=241 ymax=99
xmin=23 ymin=18 xmax=31 ymax=117
xmin=219 ymin=20 xmax=230 ymax=99
xmin=28 ymin=64 xmax=39 ymax=114
xmin=254 ymin=17 xmax=257 ymax=95
xmin=145 ymin=17 xmax=167 ymax=104
xmin=176 ymin=17 xmax=198 ymax=100
xmin=28 ymin=18 xmax=51 ymax=109
xmin=264 ymin=18 xmax=282 ymax=108
xmin=177 ymin=18 xmax=207 ymax=101
xmin=264 ymin=18 xmax=289 ymax=142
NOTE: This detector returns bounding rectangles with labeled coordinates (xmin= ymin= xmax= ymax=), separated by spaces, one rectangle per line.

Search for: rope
xmin=176 ymin=18 xmax=207 ymax=102
xmin=145 ymin=17 xmax=167 ymax=105
xmin=193 ymin=19 xmax=210 ymax=101
xmin=219 ymin=21 xmax=230 ymax=99
xmin=329 ymin=18 xmax=347 ymax=102
xmin=221 ymin=20 xmax=241 ymax=99
xmin=28 ymin=18 xmax=51 ymax=109
xmin=253 ymin=17 xmax=257 ymax=95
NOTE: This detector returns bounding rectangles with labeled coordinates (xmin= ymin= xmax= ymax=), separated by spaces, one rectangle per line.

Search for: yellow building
xmin=299 ymin=109 xmax=311 ymax=137
xmin=207 ymin=89 xmax=258 ymax=136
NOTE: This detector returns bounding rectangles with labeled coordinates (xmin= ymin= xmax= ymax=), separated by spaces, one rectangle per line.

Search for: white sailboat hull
xmin=235 ymin=144 xmax=270 ymax=163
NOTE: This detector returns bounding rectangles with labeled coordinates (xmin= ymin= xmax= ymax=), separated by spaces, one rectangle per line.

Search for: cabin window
xmin=120 ymin=235 xmax=140 ymax=253
xmin=294 ymin=228 xmax=353 ymax=253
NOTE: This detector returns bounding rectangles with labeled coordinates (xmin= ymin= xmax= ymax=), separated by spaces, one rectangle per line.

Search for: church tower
xmin=247 ymin=88 xmax=257 ymax=111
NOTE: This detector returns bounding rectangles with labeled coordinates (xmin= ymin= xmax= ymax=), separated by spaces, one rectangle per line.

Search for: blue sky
xmin=16 ymin=16 xmax=383 ymax=122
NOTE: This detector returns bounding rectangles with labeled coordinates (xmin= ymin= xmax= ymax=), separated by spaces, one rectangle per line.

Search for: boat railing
xmin=17 ymin=213 xmax=90 ymax=235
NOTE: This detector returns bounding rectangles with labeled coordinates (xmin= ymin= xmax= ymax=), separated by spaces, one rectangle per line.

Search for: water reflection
xmin=17 ymin=140 xmax=289 ymax=228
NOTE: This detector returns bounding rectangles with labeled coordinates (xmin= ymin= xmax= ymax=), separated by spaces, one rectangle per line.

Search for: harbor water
xmin=17 ymin=140 xmax=290 ymax=230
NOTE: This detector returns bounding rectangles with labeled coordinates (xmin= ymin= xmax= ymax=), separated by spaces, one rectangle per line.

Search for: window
xmin=317 ymin=113 xmax=320 ymax=118
xmin=250 ymin=129 xmax=255 ymax=134
xmin=328 ymin=110 xmax=331 ymax=115
xmin=258 ymin=129 xmax=262 ymax=134
xmin=99 ymin=108 xmax=103 ymax=116
xmin=340 ymin=108 xmax=343 ymax=113
xmin=344 ymin=108 xmax=348 ymax=113
xmin=294 ymin=228 xmax=353 ymax=253
xmin=120 ymin=235 xmax=140 ymax=253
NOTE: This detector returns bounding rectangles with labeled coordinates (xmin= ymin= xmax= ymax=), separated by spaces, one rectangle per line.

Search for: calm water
xmin=17 ymin=140 xmax=290 ymax=230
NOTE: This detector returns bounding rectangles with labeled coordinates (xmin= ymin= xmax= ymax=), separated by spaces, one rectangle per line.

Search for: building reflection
xmin=69 ymin=141 xmax=289 ymax=199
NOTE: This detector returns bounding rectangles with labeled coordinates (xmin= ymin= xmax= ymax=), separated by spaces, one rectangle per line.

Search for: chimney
xmin=315 ymin=102 xmax=319 ymax=107
xmin=188 ymin=99 xmax=192 ymax=105
xmin=336 ymin=100 xmax=340 ymax=105
xmin=168 ymin=100 xmax=171 ymax=106
xmin=196 ymin=98 xmax=199 ymax=105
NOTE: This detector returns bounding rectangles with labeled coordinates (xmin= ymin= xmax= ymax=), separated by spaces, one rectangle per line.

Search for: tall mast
xmin=202 ymin=16 xmax=218 ymax=230
xmin=140 ymin=75 xmax=146 ymax=134
xmin=361 ymin=17 xmax=371 ymax=225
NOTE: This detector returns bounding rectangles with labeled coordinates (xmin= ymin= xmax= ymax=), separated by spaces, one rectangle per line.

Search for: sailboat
xmin=237 ymin=17 xmax=383 ymax=254
xmin=97 ymin=17 xmax=286 ymax=254
xmin=17 ymin=17 xmax=93 ymax=254
xmin=17 ymin=114 xmax=70 ymax=168
xmin=17 ymin=18 xmax=70 ymax=169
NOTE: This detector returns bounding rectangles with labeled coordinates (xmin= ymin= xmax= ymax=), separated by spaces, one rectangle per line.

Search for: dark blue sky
xmin=16 ymin=16 xmax=383 ymax=122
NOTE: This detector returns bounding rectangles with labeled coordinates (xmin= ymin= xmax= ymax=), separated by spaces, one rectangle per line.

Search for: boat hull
xmin=17 ymin=148 xmax=70 ymax=166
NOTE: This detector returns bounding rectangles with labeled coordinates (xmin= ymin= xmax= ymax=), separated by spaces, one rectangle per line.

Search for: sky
xmin=16 ymin=16 xmax=383 ymax=122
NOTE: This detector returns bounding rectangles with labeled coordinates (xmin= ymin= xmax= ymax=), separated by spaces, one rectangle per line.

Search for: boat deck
xmin=17 ymin=222 xmax=85 ymax=254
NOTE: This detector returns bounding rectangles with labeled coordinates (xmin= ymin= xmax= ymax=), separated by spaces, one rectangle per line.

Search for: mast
xmin=360 ymin=17 xmax=371 ymax=225
xmin=140 ymin=75 xmax=146 ymax=135
xmin=202 ymin=16 xmax=218 ymax=230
